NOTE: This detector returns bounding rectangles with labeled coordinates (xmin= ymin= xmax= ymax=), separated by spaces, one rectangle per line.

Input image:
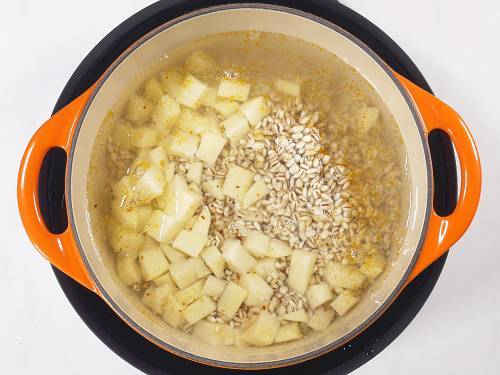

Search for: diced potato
xmin=159 ymin=68 xmax=184 ymax=97
xmin=200 ymin=246 xmax=225 ymax=278
xmin=161 ymin=244 xmax=186 ymax=263
xmin=163 ymin=162 xmax=175 ymax=183
xmin=217 ymin=78 xmax=251 ymax=102
xmin=176 ymin=74 xmax=207 ymax=109
xmin=243 ymin=231 xmax=270 ymax=258
xmin=185 ymin=51 xmax=218 ymax=77
xmin=221 ymin=240 xmax=257 ymax=274
xmin=142 ymin=234 xmax=160 ymax=252
xmin=162 ymin=295 xmax=186 ymax=328
xmin=142 ymin=283 xmax=177 ymax=314
xmin=163 ymin=189 xmax=202 ymax=227
xmin=185 ymin=161 xmax=203 ymax=185
xmin=156 ymin=173 xmax=189 ymax=210
xmin=111 ymin=122 xmax=134 ymax=149
xmin=138 ymin=245 xmax=170 ymax=281
xmin=239 ymin=273 xmax=273 ymax=307
xmin=169 ymin=259 xmax=199 ymax=289
xmin=148 ymin=147 xmax=167 ymax=170
xmin=252 ymin=258 xmax=277 ymax=278
xmin=280 ymin=309 xmax=308 ymax=323
xmin=197 ymin=132 xmax=227 ymax=165
xmin=177 ymin=109 xmax=220 ymax=135
xmin=189 ymin=182 xmax=202 ymax=195
xmin=126 ymin=95 xmax=154 ymax=122
xmin=111 ymin=200 xmax=138 ymax=230
xmin=202 ymin=179 xmax=225 ymax=199
xmin=359 ymin=252 xmax=386 ymax=279
xmin=307 ymin=306 xmax=335 ymax=331
xmin=233 ymin=327 xmax=250 ymax=348
xmin=267 ymin=239 xmax=292 ymax=258
xmin=239 ymin=96 xmax=270 ymax=125
xmin=241 ymin=311 xmax=280 ymax=346
xmin=242 ymin=180 xmax=270 ymax=209
xmin=357 ymin=106 xmax=380 ymax=133
xmin=325 ymin=262 xmax=365 ymax=290
xmin=145 ymin=77 xmax=164 ymax=101
xmin=287 ymin=250 xmax=317 ymax=294
xmin=213 ymin=99 xmax=239 ymax=118
xmin=167 ymin=130 xmax=200 ymax=159
xmin=128 ymin=126 xmax=159 ymax=149
xmin=222 ymin=164 xmax=255 ymax=201
xmin=193 ymin=320 xmax=234 ymax=346
xmin=217 ymin=281 xmax=248 ymax=319
xmin=116 ymin=256 xmax=141 ymax=286
xmin=175 ymin=279 xmax=205 ymax=307
xmin=183 ymin=296 xmax=216 ymax=325
xmin=172 ymin=230 xmax=207 ymax=257
xmin=189 ymin=256 xmax=212 ymax=279
xmin=273 ymin=78 xmax=300 ymax=98
xmin=200 ymin=87 xmax=217 ymax=107
xmin=274 ymin=322 xmax=303 ymax=343
xmin=134 ymin=164 xmax=165 ymax=200
xmin=330 ymin=290 xmax=360 ymax=316
xmin=221 ymin=112 xmax=250 ymax=143
xmin=144 ymin=210 xmax=178 ymax=243
xmin=110 ymin=225 xmax=144 ymax=257
xmin=154 ymin=94 xmax=181 ymax=131
xmin=191 ymin=206 xmax=211 ymax=236
xmin=153 ymin=272 xmax=176 ymax=287
xmin=202 ymin=275 xmax=227 ymax=298
xmin=305 ymin=283 xmax=333 ymax=309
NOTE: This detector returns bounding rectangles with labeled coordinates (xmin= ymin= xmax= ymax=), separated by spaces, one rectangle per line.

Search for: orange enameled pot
xmin=17 ymin=5 xmax=481 ymax=370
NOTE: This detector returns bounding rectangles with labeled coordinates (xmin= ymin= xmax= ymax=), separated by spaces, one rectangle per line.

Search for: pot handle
xmin=395 ymin=74 xmax=481 ymax=283
xmin=18 ymin=87 xmax=96 ymax=292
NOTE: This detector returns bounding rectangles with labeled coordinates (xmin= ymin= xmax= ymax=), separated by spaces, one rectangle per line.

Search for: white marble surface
xmin=1 ymin=0 xmax=498 ymax=373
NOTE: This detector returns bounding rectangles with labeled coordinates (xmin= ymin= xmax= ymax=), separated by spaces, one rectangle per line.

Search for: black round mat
xmin=40 ymin=1 xmax=458 ymax=374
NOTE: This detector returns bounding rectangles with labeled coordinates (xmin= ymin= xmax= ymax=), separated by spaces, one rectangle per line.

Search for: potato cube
xmin=191 ymin=206 xmax=211 ymax=236
xmin=325 ymin=262 xmax=365 ymax=290
xmin=156 ymin=173 xmax=189 ymax=210
xmin=162 ymin=295 xmax=186 ymax=328
xmin=306 ymin=283 xmax=333 ymax=309
xmin=197 ymin=132 xmax=227 ymax=165
xmin=221 ymin=112 xmax=250 ymax=143
xmin=330 ymin=290 xmax=360 ymax=316
xmin=189 ymin=256 xmax=212 ymax=279
xmin=267 ymin=239 xmax=292 ymax=258
xmin=221 ymin=240 xmax=257 ymax=274
xmin=167 ymin=130 xmax=200 ymax=159
xmin=193 ymin=320 xmax=234 ymax=346
xmin=110 ymin=226 xmax=144 ymax=257
xmin=138 ymin=246 xmax=170 ymax=281
xmin=126 ymin=95 xmax=154 ymax=122
xmin=134 ymin=164 xmax=165 ymax=200
xmin=200 ymin=87 xmax=217 ymax=107
xmin=239 ymin=273 xmax=273 ymax=307
xmin=233 ymin=328 xmax=250 ymax=348
xmin=176 ymin=74 xmax=207 ymax=109
xmin=202 ymin=275 xmax=227 ymax=298
xmin=111 ymin=201 xmax=139 ymax=230
xmin=243 ymin=231 xmax=270 ymax=258
xmin=142 ymin=283 xmax=178 ymax=314
xmin=172 ymin=230 xmax=207 ymax=258
xmin=185 ymin=161 xmax=203 ymax=185
xmin=239 ymin=96 xmax=270 ymax=125
xmin=175 ymin=279 xmax=205 ymax=307
xmin=153 ymin=272 xmax=176 ymax=287
xmin=307 ymin=307 xmax=335 ymax=331
xmin=217 ymin=78 xmax=251 ymax=102
xmin=183 ymin=296 xmax=216 ymax=325
xmin=200 ymin=246 xmax=225 ymax=278
xmin=145 ymin=77 xmax=164 ymax=101
xmin=154 ymin=94 xmax=180 ymax=131
xmin=177 ymin=109 xmax=219 ymax=135
xmin=128 ymin=126 xmax=159 ymax=149
xmin=280 ymin=309 xmax=308 ymax=323
xmin=163 ymin=189 xmax=202 ymax=227
xmin=287 ymin=250 xmax=317 ymax=294
xmin=273 ymin=78 xmax=300 ymax=98
xmin=252 ymin=258 xmax=277 ymax=278
xmin=222 ymin=164 xmax=255 ymax=201
xmin=144 ymin=211 xmax=178 ymax=243
xmin=217 ymin=281 xmax=248 ymax=319
xmin=116 ymin=256 xmax=141 ymax=286
xmin=357 ymin=106 xmax=380 ymax=133
xmin=170 ymin=259 xmax=199 ymax=289
xmin=274 ymin=322 xmax=303 ymax=343
xmin=111 ymin=122 xmax=134 ymax=149
xmin=148 ymin=147 xmax=167 ymax=170
xmin=241 ymin=311 xmax=280 ymax=346
xmin=185 ymin=51 xmax=218 ymax=77
xmin=160 ymin=244 xmax=186 ymax=263
xmin=202 ymin=179 xmax=225 ymax=199
xmin=242 ymin=180 xmax=270 ymax=209
xmin=132 ymin=206 xmax=152 ymax=232
xmin=213 ymin=99 xmax=239 ymax=117
xmin=159 ymin=68 xmax=184 ymax=97
xmin=359 ymin=252 xmax=386 ymax=279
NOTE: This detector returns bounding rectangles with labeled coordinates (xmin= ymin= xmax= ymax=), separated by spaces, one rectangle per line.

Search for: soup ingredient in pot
xmin=90 ymin=32 xmax=404 ymax=348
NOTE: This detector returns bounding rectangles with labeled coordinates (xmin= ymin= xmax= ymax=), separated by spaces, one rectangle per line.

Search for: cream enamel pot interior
xmin=18 ymin=5 xmax=481 ymax=369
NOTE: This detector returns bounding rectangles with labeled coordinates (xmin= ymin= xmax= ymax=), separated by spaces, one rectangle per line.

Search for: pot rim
xmin=66 ymin=3 xmax=433 ymax=369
